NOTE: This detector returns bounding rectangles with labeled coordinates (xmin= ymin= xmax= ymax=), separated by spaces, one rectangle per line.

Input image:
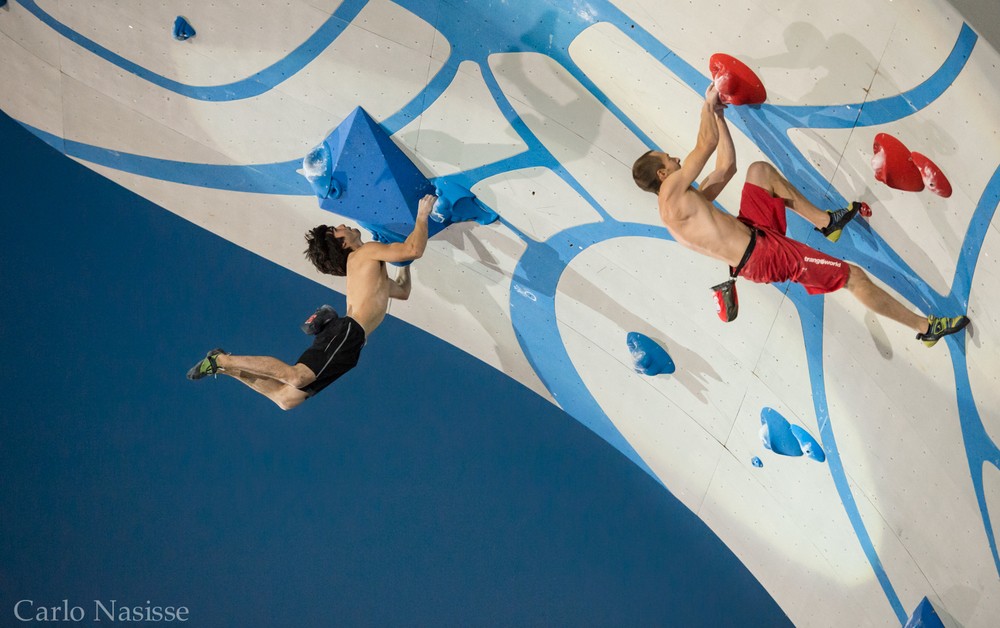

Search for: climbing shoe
xmin=916 ymin=315 xmax=970 ymax=347
xmin=186 ymin=348 xmax=228 ymax=380
xmin=817 ymin=201 xmax=863 ymax=242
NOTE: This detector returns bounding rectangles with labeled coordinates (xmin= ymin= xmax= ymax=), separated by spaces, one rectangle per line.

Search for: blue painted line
xmin=438 ymin=152 xmax=543 ymax=191
xmin=558 ymin=56 xmax=659 ymax=150
xmin=14 ymin=0 xmax=367 ymax=101
xmin=951 ymin=344 xmax=1000 ymax=575
xmin=951 ymin=165 xmax=1000 ymax=304
xmin=789 ymin=287 xmax=907 ymax=623
xmin=948 ymin=166 xmax=1000 ymax=575
xmin=477 ymin=61 xmax=564 ymax=166
xmin=477 ymin=60 xmax=614 ymax=222
xmin=754 ymin=24 xmax=977 ymax=130
xmin=508 ymin=220 xmax=671 ymax=481
xmin=21 ymin=124 xmax=309 ymax=195
xmin=381 ymin=60 xmax=458 ymax=135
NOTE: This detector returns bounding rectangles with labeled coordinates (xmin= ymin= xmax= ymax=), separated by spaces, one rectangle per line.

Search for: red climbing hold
xmin=858 ymin=202 xmax=872 ymax=218
xmin=872 ymin=133 xmax=924 ymax=192
xmin=709 ymin=54 xmax=767 ymax=105
xmin=910 ymin=152 xmax=953 ymax=198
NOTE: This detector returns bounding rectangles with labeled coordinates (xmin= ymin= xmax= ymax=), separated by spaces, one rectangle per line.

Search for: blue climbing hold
xmin=305 ymin=106 xmax=498 ymax=249
xmin=790 ymin=424 xmax=826 ymax=462
xmin=0 ymin=1 xmax=8 ymax=8
xmin=760 ymin=408 xmax=802 ymax=457
xmin=904 ymin=597 xmax=944 ymax=628
xmin=751 ymin=456 xmax=763 ymax=468
xmin=759 ymin=407 xmax=825 ymax=462
xmin=626 ymin=332 xmax=675 ymax=375
xmin=431 ymin=179 xmax=488 ymax=225
xmin=173 ymin=16 xmax=196 ymax=41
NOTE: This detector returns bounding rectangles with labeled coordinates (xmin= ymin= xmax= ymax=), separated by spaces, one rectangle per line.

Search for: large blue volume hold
xmin=302 ymin=107 xmax=497 ymax=243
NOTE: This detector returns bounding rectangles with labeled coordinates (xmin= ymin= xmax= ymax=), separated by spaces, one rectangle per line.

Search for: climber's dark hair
xmin=304 ymin=225 xmax=351 ymax=276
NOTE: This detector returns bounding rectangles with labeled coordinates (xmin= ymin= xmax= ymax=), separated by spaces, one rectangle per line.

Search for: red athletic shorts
xmin=734 ymin=183 xmax=849 ymax=295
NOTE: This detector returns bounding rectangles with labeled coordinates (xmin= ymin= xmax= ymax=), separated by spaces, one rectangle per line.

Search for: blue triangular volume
xmin=173 ymin=17 xmax=196 ymax=41
xmin=318 ymin=107 xmax=433 ymax=237
xmin=904 ymin=597 xmax=944 ymax=628
xmin=306 ymin=107 xmax=497 ymax=244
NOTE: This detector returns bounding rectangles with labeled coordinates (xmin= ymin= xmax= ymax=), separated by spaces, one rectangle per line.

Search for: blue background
xmin=0 ymin=109 xmax=789 ymax=626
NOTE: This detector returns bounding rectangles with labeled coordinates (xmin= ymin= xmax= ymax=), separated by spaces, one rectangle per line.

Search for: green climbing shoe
xmin=916 ymin=315 xmax=970 ymax=347
xmin=186 ymin=348 xmax=228 ymax=380
xmin=817 ymin=201 xmax=862 ymax=242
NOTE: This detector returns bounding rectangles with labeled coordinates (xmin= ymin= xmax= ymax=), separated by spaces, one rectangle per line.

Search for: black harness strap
xmin=730 ymin=227 xmax=758 ymax=279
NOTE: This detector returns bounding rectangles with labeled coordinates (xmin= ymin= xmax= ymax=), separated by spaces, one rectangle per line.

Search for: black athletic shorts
xmin=296 ymin=316 xmax=366 ymax=397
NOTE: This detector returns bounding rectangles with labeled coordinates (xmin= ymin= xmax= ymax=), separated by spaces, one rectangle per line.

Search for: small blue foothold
xmin=751 ymin=456 xmax=763 ymax=468
xmin=626 ymin=332 xmax=675 ymax=375
xmin=173 ymin=16 xmax=196 ymax=41
xmin=0 ymin=1 xmax=8 ymax=8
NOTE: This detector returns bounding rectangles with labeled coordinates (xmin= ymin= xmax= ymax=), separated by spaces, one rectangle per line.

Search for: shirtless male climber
xmin=631 ymin=86 xmax=969 ymax=346
xmin=186 ymin=194 xmax=437 ymax=410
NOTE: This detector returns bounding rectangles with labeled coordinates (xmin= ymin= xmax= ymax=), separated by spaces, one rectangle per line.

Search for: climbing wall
xmin=2 ymin=0 xmax=999 ymax=625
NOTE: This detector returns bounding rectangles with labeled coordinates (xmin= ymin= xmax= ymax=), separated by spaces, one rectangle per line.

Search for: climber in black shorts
xmin=185 ymin=194 xmax=436 ymax=410
xmin=296 ymin=312 xmax=366 ymax=397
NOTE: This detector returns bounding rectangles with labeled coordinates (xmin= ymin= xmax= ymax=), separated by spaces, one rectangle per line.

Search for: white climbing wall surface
xmin=2 ymin=0 xmax=999 ymax=625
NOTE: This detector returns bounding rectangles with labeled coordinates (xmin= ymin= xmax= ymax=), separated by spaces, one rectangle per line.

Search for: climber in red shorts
xmin=735 ymin=181 xmax=850 ymax=295
xmin=631 ymin=85 xmax=969 ymax=347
